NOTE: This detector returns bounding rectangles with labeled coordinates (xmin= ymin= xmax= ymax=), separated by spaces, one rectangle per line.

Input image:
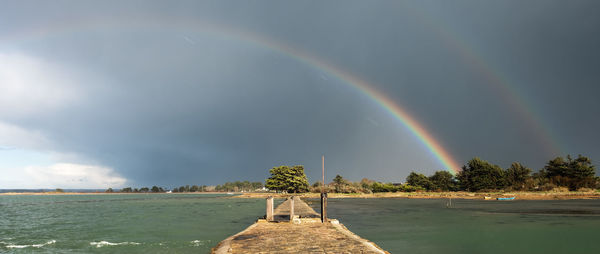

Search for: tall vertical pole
xmin=322 ymin=155 xmax=325 ymax=194
xmin=321 ymin=155 xmax=327 ymax=223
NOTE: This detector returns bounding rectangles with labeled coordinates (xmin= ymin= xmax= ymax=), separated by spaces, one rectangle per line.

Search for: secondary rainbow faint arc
xmin=403 ymin=4 xmax=562 ymax=156
xmin=0 ymin=17 xmax=463 ymax=174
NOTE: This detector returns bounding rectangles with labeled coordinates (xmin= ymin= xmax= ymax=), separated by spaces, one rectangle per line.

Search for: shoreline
xmin=2 ymin=191 xmax=599 ymax=200
xmin=0 ymin=192 xmax=227 ymax=196
xmin=231 ymin=191 xmax=600 ymax=200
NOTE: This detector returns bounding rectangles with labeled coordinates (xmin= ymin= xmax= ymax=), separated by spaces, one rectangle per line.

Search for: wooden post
xmin=321 ymin=155 xmax=327 ymax=223
xmin=322 ymin=155 xmax=325 ymax=194
xmin=266 ymin=196 xmax=274 ymax=222
xmin=321 ymin=192 xmax=327 ymax=223
xmin=289 ymin=196 xmax=295 ymax=222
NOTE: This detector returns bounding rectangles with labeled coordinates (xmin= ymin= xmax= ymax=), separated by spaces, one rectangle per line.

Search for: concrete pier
xmin=212 ymin=197 xmax=388 ymax=253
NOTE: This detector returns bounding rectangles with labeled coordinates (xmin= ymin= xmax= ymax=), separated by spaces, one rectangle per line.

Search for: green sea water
xmin=0 ymin=194 xmax=265 ymax=253
xmin=308 ymin=198 xmax=600 ymax=254
xmin=2 ymin=195 xmax=600 ymax=253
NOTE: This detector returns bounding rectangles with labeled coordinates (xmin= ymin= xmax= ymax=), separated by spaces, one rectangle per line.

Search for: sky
xmin=1 ymin=0 xmax=599 ymax=189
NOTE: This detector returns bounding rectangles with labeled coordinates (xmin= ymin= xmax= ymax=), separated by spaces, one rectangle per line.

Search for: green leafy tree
xmin=429 ymin=171 xmax=457 ymax=191
xmin=505 ymin=162 xmax=532 ymax=190
xmin=265 ymin=165 xmax=309 ymax=193
xmin=312 ymin=181 xmax=322 ymax=188
xmin=265 ymin=166 xmax=287 ymax=192
xmin=121 ymin=187 xmax=133 ymax=193
xmin=360 ymin=178 xmax=375 ymax=190
xmin=140 ymin=187 xmax=149 ymax=192
xmin=544 ymin=155 xmax=596 ymax=190
xmin=332 ymin=174 xmax=348 ymax=193
xmin=406 ymin=172 xmax=433 ymax=190
xmin=333 ymin=175 xmax=345 ymax=185
xmin=251 ymin=182 xmax=263 ymax=190
xmin=105 ymin=188 xmax=114 ymax=193
xmin=371 ymin=182 xmax=398 ymax=192
xmin=457 ymin=157 xmax=505 ymax=191
xmin=151 ymin=186 xmax=160 ymax=193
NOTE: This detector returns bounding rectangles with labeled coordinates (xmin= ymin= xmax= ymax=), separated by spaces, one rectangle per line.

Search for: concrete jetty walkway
xmin=212 ymin=197 xmax=388 ymax=253
xmin=272 ymin=196 xmax=320 ymax=221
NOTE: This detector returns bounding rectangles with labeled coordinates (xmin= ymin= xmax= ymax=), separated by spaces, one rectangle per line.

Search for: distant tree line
xmin=214 ymin=181 xmax=263 ymax=192
xmin=104 ymin=154 xmax=597 ymax=194
xmin=106 ymin=186 xmax=167 ymax=193
xmin=171 ymin=185 xmax=209 ymax=193
xmin=457 ymin=155 xmax=597 ymax=191
xmin=104 ymin=181 xmax=263 ymax=193
xmin=312 ymin=155 xmax=598 ymax=193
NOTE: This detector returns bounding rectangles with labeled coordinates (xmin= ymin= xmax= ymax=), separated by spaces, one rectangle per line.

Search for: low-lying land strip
xmin=232 ymin=191 xmax=600 ymax=200
xmin=3 ymin=191 xmax=598 ymax=200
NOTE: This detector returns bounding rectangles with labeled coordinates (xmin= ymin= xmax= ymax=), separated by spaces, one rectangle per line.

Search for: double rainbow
xmin=2 ymin=17 xmax=465 ymax=173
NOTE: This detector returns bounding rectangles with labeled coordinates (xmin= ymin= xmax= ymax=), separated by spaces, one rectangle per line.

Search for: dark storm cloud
xmin=1 ymin=0 xmax=599 ymax=187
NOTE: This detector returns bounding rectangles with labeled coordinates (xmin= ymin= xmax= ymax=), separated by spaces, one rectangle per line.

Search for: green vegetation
xmin=106 ymin=181 xmax=262 ymax=193
xmin=307 ymin=154 xmax=598 ymax=193
xmin=505 ymin=162 xmax=533 ymax=190
xmin=458 ymin=157 xmax=506 ymax=191
xmin=102 ymin=154 xmax=596 ymax=194
xmin=214 ymin=181 xmax=263 ymax=192
xmin=265 ymin=165 xmax=309 ymax=193
xmin=541 ymin=155 xmax=596 ymax=190
xmin=429 ymin=171 xmax=457 ymax=191
xmin=406 ymin=172 xmax=433 ymax=190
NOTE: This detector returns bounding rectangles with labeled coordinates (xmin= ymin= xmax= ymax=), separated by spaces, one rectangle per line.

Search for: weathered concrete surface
xmin=273 ymin=196 xmax=319 ymax=221
xmin=212 ymin=197 xmax=388 ymax=254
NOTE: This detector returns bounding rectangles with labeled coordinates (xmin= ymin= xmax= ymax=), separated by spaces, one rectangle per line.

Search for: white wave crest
xmin=6 ymin=240 xmax=56 ymax=249
xmin=190 ymin=240 xmax=206 ymax=247
xmin=90 ymin=241 xmax=141 ymax=248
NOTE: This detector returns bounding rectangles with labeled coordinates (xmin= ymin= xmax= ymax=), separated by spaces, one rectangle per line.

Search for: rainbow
xmin=406 ymin=4 xmax=562 ymax=156
xmin=0 ymin=17 xmax=463 ymax=173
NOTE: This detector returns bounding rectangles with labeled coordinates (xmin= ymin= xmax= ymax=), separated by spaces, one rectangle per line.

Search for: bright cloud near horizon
xmin=1 ymin=1 xmax=599 ymax=188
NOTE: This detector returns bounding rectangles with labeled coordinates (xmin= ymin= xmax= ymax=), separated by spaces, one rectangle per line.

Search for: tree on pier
xmin=265 ymin=165 xmax=309 ymax=193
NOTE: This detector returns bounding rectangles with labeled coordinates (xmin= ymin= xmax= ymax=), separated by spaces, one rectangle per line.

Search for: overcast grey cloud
xmin=1 ymin=0 xmax=599 ymax=188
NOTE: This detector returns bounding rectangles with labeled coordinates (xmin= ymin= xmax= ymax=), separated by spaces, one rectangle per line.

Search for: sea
xmin=1 ymin=194 xmax=599 ymax=253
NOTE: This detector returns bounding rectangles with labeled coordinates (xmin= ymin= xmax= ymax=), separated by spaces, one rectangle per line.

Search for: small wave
xmin=5 ymin=240 xmax=56 ymax=249
xmin=90 ymin=241 xmax=141 ymax=248
xmin=190 ymin=240 xmax=210 ymax=247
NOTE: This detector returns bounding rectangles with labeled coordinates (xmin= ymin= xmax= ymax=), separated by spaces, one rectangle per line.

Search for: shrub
xmin=549 ymin=187 xmax=569 ymax=193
